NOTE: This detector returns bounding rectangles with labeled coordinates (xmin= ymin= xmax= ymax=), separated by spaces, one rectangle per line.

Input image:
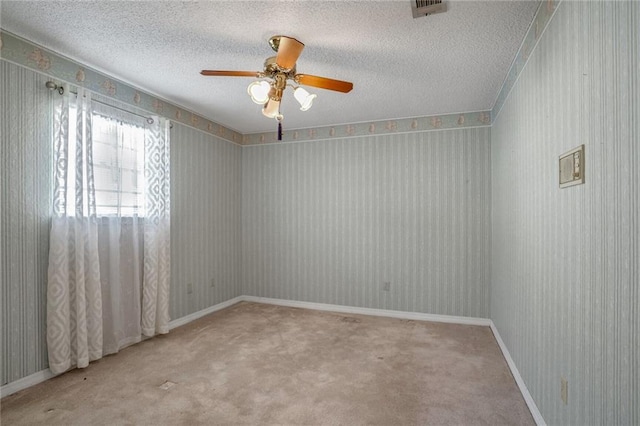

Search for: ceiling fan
xmin=201 ymin=35 xmax=353 ymax=139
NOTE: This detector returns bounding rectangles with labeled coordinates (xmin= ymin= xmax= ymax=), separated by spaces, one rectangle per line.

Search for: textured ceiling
xmin=0 ymin=1 xmax=539 ymax=134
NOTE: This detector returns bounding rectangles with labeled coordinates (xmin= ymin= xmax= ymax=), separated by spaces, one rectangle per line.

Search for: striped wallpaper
xmin=1 ymin=61 xmax=52 ymax=386
xmin=242 ymin=128 xmax=491 ymax=318
xmin=0 ymin=62 xmax=243 ymax=386
xmin=491 ymin=1 xmax=639 ymax=424
xmin=2 ymin=4 xmax=638 ymax=424
xmin=169 ymin=123 xmax=242 ymax=320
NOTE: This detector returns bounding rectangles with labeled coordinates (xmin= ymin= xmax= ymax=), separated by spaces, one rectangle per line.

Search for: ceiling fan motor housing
xmin=263 ymin=57 xmax=296 ymax=79
xmin=269 ymin=74 xmax=287 ymax=101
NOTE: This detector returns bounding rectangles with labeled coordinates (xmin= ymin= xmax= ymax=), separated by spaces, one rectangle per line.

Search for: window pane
xmin=64 ymin=104 xmax=145 ymax=217
xmin=92 ymin=113 xmax=145 ymax=217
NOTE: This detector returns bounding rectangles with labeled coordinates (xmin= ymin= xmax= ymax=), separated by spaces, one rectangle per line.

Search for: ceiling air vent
xmin=411 ymin=0 xmax=446 ymax=18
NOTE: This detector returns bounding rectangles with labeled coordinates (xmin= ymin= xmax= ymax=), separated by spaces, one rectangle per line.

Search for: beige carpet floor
xmin=1 ymin=302 xmax=534 ymax=425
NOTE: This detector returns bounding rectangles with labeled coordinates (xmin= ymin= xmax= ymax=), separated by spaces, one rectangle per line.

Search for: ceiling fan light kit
xmin=262 ymin=98 xmax=281 ymax=119
xmin=247 ymin=81 xmax=271 ymax=104
xmin=201 ymin=35 xmax=353 ymax=140
xmin=293 ymin=87 xmax=316 ymax=111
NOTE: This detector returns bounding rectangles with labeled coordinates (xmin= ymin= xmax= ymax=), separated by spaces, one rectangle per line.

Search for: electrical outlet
xmin=382 ymin=282 xmax=391 ymax=292
xmin=210 ymin=278 xmax=215 ymax=288
xmin=560 ymin=377 xmax=568 ymax=405
xmin=187 ymin=283 xmax=193 ymax=295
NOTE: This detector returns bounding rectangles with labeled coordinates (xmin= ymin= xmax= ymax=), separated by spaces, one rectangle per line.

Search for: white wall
xmin=242 ymin=128 xmax=491 ymax=318
xmin=491 ymin=1 xmax=639 ymax=424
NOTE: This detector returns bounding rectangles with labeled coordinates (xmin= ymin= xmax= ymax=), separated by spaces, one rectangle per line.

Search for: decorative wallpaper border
xmin=242 ymin=111 xmax=492 ymax=145
xmin=247 ymin=0 xmax=562 ymax=145
xmin=0 ymin=30 xmax=243 ymax=145
xmin=491 ymin=0 xmax=561 ymax=119
xmin=1 ymin=0 xmax=560 ymax=147
xmin=0 ymin=30 xmax=491 ymax=146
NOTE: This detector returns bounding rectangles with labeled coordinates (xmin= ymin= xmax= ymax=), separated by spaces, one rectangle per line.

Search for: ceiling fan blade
xmin=275 ymin=36 xmax=305 ymax=70
xmin=296 ymin=74 xmax=353 ymax=93
xmin=200 ymin=70 xmax=261 ymax=77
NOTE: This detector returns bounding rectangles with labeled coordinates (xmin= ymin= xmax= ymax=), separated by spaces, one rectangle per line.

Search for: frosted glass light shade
xmin=294 ymin=87 xmax=317 ymax=111
xmin=262 ymin=98 xmax=281 ymax=118
xmin=248 ymin=81 xmax=271 ymax=104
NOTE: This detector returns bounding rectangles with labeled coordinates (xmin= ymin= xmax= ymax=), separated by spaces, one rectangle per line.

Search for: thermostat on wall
xmin=559 ymin=145 xmax=585 ymax=188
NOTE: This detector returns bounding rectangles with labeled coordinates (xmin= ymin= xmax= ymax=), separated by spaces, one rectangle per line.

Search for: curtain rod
xmin=45 ymin=81 xmax=156 ymax=125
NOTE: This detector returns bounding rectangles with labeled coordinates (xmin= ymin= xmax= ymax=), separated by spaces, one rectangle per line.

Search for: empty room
xmin=1 ymin=0 xmax=638 ymax=424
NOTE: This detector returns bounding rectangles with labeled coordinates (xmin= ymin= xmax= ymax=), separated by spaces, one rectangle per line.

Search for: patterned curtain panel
xmin=141 ymin=118 xmax=171 ymax=337
xmin=47 ymin=89 xmax=103 ymax=375
xmin=47 ymin=90 xmax=171 ymax=375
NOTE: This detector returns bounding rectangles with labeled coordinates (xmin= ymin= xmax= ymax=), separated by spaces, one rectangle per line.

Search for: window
xmin=48 ymin=89 xmax=171 ymax=368
xmin=67 ymin=104 xmax=146 ymax=216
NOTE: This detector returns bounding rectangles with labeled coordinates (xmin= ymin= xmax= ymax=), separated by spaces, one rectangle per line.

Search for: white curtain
xmin=141 ymin=113 xmax=171 ymax=337
xmin=92 ymin=101 xmax=146 ymax=354
xmin=47 ymin=89 xmax=103 ymax=374
xmin=47 ymin=88 xmax=170 ymax=375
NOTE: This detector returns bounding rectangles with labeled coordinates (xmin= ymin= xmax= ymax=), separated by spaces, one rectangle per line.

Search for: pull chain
xmin=276 ymin=114 xmax=283 ymax=141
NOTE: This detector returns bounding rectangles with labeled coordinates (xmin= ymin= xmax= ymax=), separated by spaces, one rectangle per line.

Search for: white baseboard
xmin=2 ymin=293 xmax=543 ymax=426
xmin=1 ymin=296 xmax=243 ymax=399
xmin=239 ymin=295 xmax=492 ymax=326
xmin=241 ymin=296 xmax=543 ymax=424
xmin=490 ymin=322 xmax=546 ymax=426
xmin=1 ymin=368 xmax=55 ymax=399
xmin=168 ymin=295 xmax=244 ymax=330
